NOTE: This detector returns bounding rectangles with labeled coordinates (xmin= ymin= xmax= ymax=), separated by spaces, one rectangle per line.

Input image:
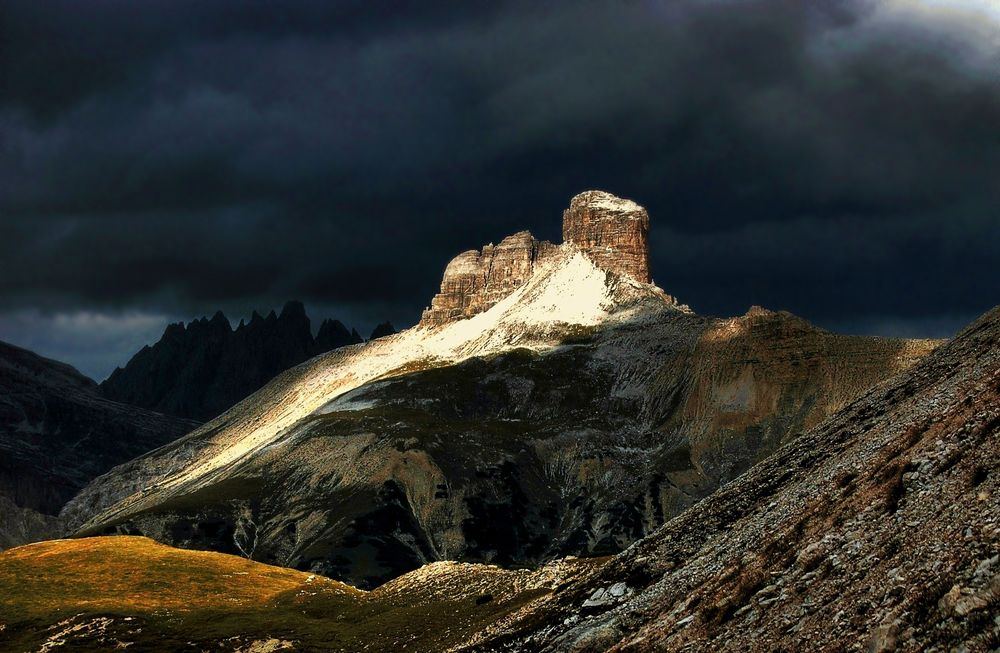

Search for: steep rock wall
xmin=421 ymin=190 xmax=651 ymax=327
xmin=420 ymin=231 xmax=559 ymax=326
xmin=562 ymin=190 xmax=650 ymax=283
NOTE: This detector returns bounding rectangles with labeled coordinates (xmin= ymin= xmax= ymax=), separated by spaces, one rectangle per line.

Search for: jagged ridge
xmin=100 ymin=301 xmax=365 ymax=421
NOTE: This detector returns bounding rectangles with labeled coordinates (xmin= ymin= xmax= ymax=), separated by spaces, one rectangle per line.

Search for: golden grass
xmin=0 ymin=535 xmax=591 ymax=651
xmin=0 ymin=536 xmax=361 ymax=619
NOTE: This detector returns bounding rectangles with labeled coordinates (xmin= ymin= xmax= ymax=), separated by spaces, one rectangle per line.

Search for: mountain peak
xmin=279 ymin=300 xmax=307 ymax=321
xmin=566 ymin=189 xmax=644 ymax=213
xmin=315 ymin=319 xmax=363 ymax=351
xmin=563 ymin=189 xmax=650 ymax=283
xmin=101 ymin=304 xmax=372 ymax=420
xmin=368 ymin=321 xmax=396 ymax=340
xmin=420 ymin=190 xmax=653 ymax=327
xmin=209 ymin=311 xmax=230 ymax=328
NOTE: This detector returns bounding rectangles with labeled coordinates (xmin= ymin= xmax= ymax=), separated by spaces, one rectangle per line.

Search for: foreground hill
xmin=0 ymin=536 xmax=593 ymax=652
xmin=67 ymin=192 xmax=938 ymax=588
xmin=464 ymin=305 xmax=1000 ymax=652
xmin=0 ymin=340 xmax=197 ymax=548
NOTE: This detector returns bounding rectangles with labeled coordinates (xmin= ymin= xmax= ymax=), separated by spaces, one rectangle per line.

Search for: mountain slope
xmin=465 ymin=305 xmax=1000 ymax=652
xmin=67 ymin=192 xmax=939 ymax=589
xmin=0 ymin=340 xmax=197 ymax=547
xmin=100 ymin=301 xmax=365 ymax=421
xmin=5 ymin=303 xmax=995 ymax=651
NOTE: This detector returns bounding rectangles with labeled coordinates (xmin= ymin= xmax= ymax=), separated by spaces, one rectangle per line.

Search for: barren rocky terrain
xmin=462 ymin=305 xmax=1000 ymax=652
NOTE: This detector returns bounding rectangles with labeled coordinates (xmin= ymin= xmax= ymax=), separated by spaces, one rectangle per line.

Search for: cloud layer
xmin=1 ymin=0 xmax=998 ymax=377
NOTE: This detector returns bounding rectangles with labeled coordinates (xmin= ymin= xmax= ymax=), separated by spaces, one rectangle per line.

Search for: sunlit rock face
xmin=562 ymin=190 xmax=650 ymax=284
xmin=420 ymin=231 xmax=559 ymax=326
xmin=420 ymin=190 xmax=650 ymax=327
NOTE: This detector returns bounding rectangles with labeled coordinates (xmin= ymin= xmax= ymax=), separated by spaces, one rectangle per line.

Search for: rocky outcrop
xmin=0 ymin=340 xmax=196 ymax=547
xmin=562 ymin=190 xmax=650 ymax=283
xmin=421 ymin=191 xmax=649 ymax=326
xmin=421 ymin=231 xmax=560 ymax=326
xmin=100 ymin=301 xmax=366 ymax=421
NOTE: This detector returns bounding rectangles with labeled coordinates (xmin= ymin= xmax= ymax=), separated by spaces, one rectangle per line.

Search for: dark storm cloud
xmin=1 ymin=0 xmax=998 ymax=378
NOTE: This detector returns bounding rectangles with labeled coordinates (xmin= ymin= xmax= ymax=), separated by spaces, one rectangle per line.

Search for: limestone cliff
xmin=421 ymin=231 xmax=559 ymax=325
xmin=562 ymin=190 xmax=650 ymax=283
xmin=421 ymin=190 xmax=650 ymax=326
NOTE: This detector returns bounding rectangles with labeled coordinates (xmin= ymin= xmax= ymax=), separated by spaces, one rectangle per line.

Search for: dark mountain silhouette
xmin=368 ymin=321 xmax=397 ymax=340
xmin=100 ymin=301 xmax=366 ymax=421
xmin=316 ymin=319 xmax=363 ymax=352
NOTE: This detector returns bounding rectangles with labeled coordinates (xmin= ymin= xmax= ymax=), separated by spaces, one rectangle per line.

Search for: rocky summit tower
xmin=562 ymin=190 xmax=650 ymax=284
xmin=420 ymin=190 xmax=652 ymax=326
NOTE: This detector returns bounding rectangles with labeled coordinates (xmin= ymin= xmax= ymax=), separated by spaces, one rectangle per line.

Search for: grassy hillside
xmin=0 ymin=536 xmax=596 ymax=651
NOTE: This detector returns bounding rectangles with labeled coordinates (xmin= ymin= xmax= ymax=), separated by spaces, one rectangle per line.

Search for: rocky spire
xmin=420 ymin=230 xmax=560 ymax=326
xmin=562 ymin=190 xmax=650 ymax=283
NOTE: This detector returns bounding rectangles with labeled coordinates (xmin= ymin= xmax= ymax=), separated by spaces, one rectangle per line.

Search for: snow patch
xmin=315 ymin=383 xmax=390 ymax=414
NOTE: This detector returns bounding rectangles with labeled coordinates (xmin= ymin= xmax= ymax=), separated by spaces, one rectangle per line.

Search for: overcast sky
xmin=1 ymin=0 xmax=998 ymax=380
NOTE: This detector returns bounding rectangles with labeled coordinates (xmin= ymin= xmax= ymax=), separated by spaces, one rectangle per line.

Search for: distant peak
xmin=279 ymin=300 xmax=307 ymax=320
xmin=209 ymin=311 xmax=230 ymax=328
xmin=318 ymin=318 xmax=347 ymax=331
xmin=369 ymin=322 xmax=396 ymax=340
xmin=315 ymin=318 xmax=361 ymax=349
xmin=163 ymin=322 xmax=186 ymax=337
